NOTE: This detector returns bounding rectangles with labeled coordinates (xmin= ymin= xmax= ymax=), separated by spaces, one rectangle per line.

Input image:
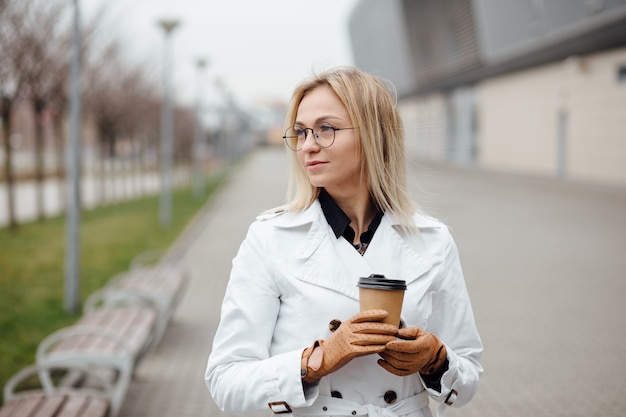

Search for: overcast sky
xmin=86 ymin=0 xmax=360 ymax=108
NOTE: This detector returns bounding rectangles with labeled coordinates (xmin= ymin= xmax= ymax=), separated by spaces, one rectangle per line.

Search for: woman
xmin=205 ymin=67 xmax=482 ymax=417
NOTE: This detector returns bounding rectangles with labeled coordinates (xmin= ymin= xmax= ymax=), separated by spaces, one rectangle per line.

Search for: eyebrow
xmin=294 ymin=115 xmax=343 ymax=127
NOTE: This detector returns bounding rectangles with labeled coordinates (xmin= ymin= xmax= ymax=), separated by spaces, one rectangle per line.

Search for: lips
xmin=306 ymin=160 xmax=326 ymax=168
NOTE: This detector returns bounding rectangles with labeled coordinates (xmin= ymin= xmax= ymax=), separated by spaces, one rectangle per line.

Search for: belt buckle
xmin=268 ymin=401 xmax=293 ymax=414
xmin=445 ymin=389 xmax=458 ymax=406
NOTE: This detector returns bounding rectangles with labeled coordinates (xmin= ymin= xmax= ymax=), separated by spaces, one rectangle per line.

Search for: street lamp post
xmin=157 ymin=19 xmax=180 ymax=227
xmin=65 ymin=0 xmax=82 ymax=313
xmin=193 ymin=58 xmax=208 ymax=199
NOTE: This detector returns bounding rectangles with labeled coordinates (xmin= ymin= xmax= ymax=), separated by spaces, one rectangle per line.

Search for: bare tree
xmin=83 ymin=43 xmax=125 ymax=205
xmin=22 ymin=1 xmax=101 ymax=220
xmin=0 ymin=0 xmax=93 ymax=227
xmin=19 ymin=1 xmax=68 ymax=221
xmin=1 ymin=0 xmax=186 ymax=228
xmin=0 ymin=1 xmax=37 ymax=231
xmin=115 ymin=67 xmax=160 ymax=199
xmin=174 ymin=105 xmax=195 ymax=176
xmin=83 ymin=35 xmax=168 ymax=206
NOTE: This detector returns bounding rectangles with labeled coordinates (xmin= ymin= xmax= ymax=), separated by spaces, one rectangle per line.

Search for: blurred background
xmin=1 ymin=1 xmax=625 ymax=415
xmin=1 ymin=0 xmax=625 ymax=228
xmin=0 ymin=0 xmax=358 ymax=228
xmin=2 ymin=0 xmax=626 ymax=230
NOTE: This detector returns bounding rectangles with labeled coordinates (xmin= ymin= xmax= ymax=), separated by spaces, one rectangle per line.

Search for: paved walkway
xmin=118 ymin=146 xmax=626 ymax=417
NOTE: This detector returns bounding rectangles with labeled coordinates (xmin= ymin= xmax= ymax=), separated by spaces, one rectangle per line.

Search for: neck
xmin=326 ymin=188 xmax=376 ymax=242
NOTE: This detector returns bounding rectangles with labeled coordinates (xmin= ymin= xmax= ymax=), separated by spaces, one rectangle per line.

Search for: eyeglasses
xmin=283 ymin=124 xmax=355 ymax=151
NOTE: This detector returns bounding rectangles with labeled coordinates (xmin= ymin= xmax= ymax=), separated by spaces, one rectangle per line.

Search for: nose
xmin=301 ymin=129 xmax=319 ymax=151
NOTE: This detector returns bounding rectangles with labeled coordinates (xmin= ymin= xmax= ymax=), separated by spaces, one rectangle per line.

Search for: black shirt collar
xmin=318 ymin=189 xmax=351 ymax=239
xmin=318 ymin=188 xmax=383 ymax=243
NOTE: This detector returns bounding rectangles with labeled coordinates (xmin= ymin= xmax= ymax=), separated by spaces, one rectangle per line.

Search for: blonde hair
xmin=281 ymin=67 xmax=416 ymax=230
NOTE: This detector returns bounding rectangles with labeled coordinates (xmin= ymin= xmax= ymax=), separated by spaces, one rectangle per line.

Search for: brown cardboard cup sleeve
xmin=357 ymin=274 xmax=406 ymax=326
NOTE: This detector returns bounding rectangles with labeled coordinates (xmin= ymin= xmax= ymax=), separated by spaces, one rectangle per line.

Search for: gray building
xmin=349 ymin=0 xmax=626 ymax=185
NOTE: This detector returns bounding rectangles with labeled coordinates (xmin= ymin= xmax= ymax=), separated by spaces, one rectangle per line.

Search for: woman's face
xmin=295 ymin=85 xmax=362 ymax=197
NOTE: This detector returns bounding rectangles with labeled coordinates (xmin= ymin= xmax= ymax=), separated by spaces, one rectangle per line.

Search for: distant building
xmin=349 ymin=0 xmax=626 ymax=186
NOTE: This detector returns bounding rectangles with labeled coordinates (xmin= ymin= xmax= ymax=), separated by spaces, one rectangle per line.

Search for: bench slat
xmin=31 ymin=395 xmax=64 ymax=417
xmin=55 ymin=395 xmax=86 ymax=417
xmin=0 ymin=397 xmax=37 ymax=417
xmin=0 ymin=394 xmax=108 ymax=417
xmin=118 ymin=266 xmax=186 ymax=297
xmin=48 ymin=306 xmax=157 ymax=360
xmin=79 ymin=399 xmax=108 ymax=417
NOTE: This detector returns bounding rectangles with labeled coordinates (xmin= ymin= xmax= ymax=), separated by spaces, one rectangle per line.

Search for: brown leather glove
xmin=302 ymin=309 xmax=398 ymax=383
xmin=377 ymin=327 xmax=447 ymax=377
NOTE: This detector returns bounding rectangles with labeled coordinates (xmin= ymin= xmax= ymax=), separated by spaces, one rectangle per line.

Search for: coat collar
xmin=271 ymin=201 xmax=327 ymax=260
xmin=269 ymin=201 xmax=443 ymax=229
xmin=269 ymin=202 xmax=442 ymax=294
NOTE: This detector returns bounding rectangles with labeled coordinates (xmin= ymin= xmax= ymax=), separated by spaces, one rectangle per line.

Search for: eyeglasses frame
xmin=282 ymin=125 xmax=355 ymax=151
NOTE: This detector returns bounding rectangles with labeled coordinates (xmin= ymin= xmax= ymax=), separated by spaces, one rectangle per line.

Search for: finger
xmin=396 ymin=327 xmax=421 ymax=340
xmin=350 ymin=309 xmax=389 ymax=323
xmin=379 ymin=349 xmax=416 ymax=363
xmin=378 ymin=351 xmax=412 ymax=366
xmin=385 ymin=340 xmax=422 ymax=354
xmin=377 ymin=359 xmax=412 ymax=376
xmin=352 ymin=344 xmax=389 ymax=355
xmin=351 ymin=334 xmax=397 ymax=346
xmin=351 ymin=322 xmax=398 ymax=335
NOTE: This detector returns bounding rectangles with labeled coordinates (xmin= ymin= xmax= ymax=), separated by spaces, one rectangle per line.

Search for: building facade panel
xmin=473 ymin=0 xmax=626 ymax=64
xmin=399 ymin=93 xmax=447 ymax=163
xmin=348 ymin=0 xmax=415 ymax=94
xmin=478 ymin=47 xmax=626 ymax=184
xmin=566 ymin=47 xmax=626 ymax=184
xmin=444 ymin=86 xmax=478 ymax=165
xmin=348 ymin=0 xmax=626 ymax=185
xmin=403 ymin=0 xmax=480 ymax=89
xmin=477 ymin=63 xmax=561 ymax=176
xmin=472 ymin=0 xmax=537 ymax=62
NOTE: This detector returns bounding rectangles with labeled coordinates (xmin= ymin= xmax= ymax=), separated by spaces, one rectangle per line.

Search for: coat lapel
xmin=273 ymin=203 xmax=442 ymax=299
xmin=362 ymin=213 xmax=436 ymax=285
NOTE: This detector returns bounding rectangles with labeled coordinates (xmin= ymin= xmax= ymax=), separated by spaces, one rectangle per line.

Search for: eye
xmin=293 ymin=127 xmax=306 ymax=136
xmin=318 ymin=124 xmax=335 ymax=133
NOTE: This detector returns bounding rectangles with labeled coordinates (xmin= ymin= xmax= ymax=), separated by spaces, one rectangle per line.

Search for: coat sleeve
xmin=422 ymin=229 xmax=483 ymax=409
xmin=205 ymin=221 xmax=318 ymax=413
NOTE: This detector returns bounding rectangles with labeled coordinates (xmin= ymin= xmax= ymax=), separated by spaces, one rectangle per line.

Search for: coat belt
xmin=291 ymin=391 xmax=429 ymax=417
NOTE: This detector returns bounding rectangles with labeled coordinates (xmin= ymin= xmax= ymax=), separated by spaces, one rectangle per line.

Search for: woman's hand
xmin=302 ymin=309 xmax=398 ymax=383
xmin=377 ymin=327 xmax=447 ymax=377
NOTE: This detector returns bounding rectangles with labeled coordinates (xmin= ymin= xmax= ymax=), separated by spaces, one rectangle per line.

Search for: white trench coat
xmin=205 ymin=201 xmax=483 ymax=417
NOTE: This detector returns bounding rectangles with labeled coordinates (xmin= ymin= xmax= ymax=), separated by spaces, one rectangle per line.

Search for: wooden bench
xmin=1 ymin=360 xmax=129 ymax=417
xmin=0 ymin=393 xmax=108 ymax=417
xmin=1 ymin=252 xmax=182 ymax=417
xmin=30 ymin=290 xmax=159 ymax=417
xmin=103 ymin=260 xmax=188 ymax=345
xmin=37 ymin=290 xmax=158 ymax=368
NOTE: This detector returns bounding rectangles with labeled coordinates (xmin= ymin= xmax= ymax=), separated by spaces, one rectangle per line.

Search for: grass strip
xmin=0 ymin=171 xmax=228 ymax=401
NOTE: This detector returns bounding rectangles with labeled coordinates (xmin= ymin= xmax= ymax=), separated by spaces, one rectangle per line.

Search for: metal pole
xmin=158 ymin=19 xmax=179 ymax=228
xmin=65 ymin=0 xmax=82 ymax=313
xmin=193 ymin=58 xmax=207 ymax=199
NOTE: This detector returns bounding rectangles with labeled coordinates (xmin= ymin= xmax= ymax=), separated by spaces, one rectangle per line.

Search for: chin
xmin=307 ymin=177 xmax=325 ymax=188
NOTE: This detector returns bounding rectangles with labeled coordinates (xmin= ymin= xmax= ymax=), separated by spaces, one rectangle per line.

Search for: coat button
xmin=384 ymin=390 xmax=397 ymax=404
xmin=329 ymin=319 xmax=341 ymax=332
xmin=331 ymin=390 xmax=343 ymax=399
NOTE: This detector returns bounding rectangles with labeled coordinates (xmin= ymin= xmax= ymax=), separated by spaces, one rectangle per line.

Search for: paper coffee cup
xmin=357 ymin=274 xmax=406 ymax=326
